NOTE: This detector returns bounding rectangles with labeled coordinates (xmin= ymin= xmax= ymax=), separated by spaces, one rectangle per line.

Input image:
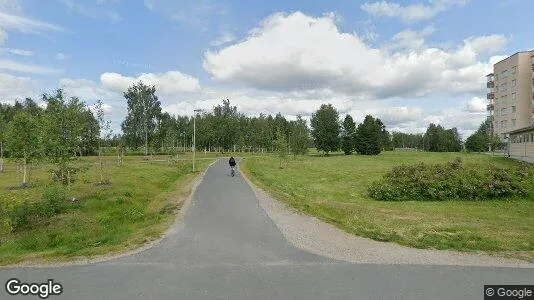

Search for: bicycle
xmin=230 ymin=166 xmax=235 ymax=177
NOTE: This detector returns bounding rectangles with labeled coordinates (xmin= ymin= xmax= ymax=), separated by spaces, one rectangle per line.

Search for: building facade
xmin=486 ymin=50 xmax=534 ymax=140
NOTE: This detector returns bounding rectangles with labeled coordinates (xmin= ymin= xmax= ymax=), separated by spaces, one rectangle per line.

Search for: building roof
xmin=494 ymin=51 xmax=532 ymax=65
xmin=506 ymin=125 xmax=534 ymax=135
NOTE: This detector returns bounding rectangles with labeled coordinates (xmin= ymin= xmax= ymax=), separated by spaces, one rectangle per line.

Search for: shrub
xmin=368 ymin=158 xmax=532 ymax=201
xmin=9 ymin=201 xmax=34 ymax=230
xmin=39 ymin=185 xmax=67 ymax=217
xmin=6 ymin=185 xmax=68 ymax=232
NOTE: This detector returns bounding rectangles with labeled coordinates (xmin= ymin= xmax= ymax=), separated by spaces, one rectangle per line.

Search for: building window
xmin=501 ymin=108 xmax=507 ymax=116
xmin=495 ymin=74 xmax=499 ymax=81
xmin=512 ymin=119 xmax=516 ymax=127
xmin=512 ymin=79 xmax=516 ymax=88
xmin=512 ymin=106 xmax=516 ymax=113
xmin=512 ymin=93 xmax=516 ymax=101
xmin=531 ymin=133 xmax=534 ymax=142
xmin=511 ymin=66 xmax=517 ymax=74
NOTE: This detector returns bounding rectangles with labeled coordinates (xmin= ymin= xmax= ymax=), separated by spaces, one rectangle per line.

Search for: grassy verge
xmin=241 ymin=151 xmax=534 ymax=261
xmin=0 ymin=155 xmax=216 ymax=266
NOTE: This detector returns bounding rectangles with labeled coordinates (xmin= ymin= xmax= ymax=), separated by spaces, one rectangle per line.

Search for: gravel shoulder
xmin=239 ymin=164 xmax=534 ymax=268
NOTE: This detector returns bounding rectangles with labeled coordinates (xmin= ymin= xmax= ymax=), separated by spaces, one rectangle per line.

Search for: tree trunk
xmin=23 ymin=156 xmax=28 ymax=186
xmin=99 ymin=148 xmax=104 ymax=183
xmin=145 ymin=120 xmax=148 ymax=156
xmin=0 ymin=141 xmax=3 ymax=173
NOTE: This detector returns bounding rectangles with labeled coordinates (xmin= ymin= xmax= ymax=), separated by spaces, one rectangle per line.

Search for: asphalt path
xmin=1 ymin=158 xmax=532 ymax=299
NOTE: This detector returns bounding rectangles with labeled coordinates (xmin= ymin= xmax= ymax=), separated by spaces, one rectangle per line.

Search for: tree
xmin=275 ymin=128 xmax=288 ymax=168
xmin=356 ymin=115 xmax=381 ymax=155
xmin=94 ymin=100 xmax=112 ymax=183
xmin=121 ymin=81 xmax=162 ymax=155
xmin=79 ymin=109 xmax=99 ymax=156
xmin=290 ymin=115 xmax=309 ymax=156
xmin=41 ymin=90 xmax=87 ymax=186
xmin=310 ymin=104 xmax=340 ymax=155
xmin=6 ymin=111 xmax=40 ymax=186
xmin=341 ymin=114 xmax=356 ymax=155
xmin=0 ymin=107 xmax=5 ymax=173
xmin=376 ymin=118 xmax=392 ymax=151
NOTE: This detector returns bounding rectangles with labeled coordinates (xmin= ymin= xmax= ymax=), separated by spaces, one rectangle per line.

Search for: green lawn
xmin=0 ymin=154 xmax=217 ymax=265
xmin=241 ymin=151 xmax=534 ymax=261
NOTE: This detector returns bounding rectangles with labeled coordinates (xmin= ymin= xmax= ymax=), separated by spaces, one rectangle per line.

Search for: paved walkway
xmin=0 ymin=159 xmax=532 ymax=299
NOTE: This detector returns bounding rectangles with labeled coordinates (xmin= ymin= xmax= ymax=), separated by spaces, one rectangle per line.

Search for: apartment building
xmin=486 ymin=50 xmax=534 ymax=140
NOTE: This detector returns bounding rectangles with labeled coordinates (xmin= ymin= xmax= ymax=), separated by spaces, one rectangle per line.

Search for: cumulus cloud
xmin=0 ymin=72 xmax=41 ymax=101
xmin=464 ymin=96 xmax=486 ymax=113
xmin=361 ymin=0 xmax=469 ymax=23
xmin=388 ymin=25 xmax=436 ymax=50
xmin=210 ymin=31 xmax=236 ymax=47
xmin=100 ymin=71 xmax=201 ymax=94
xmin=203 ymin=11 xmax=505 ymax=99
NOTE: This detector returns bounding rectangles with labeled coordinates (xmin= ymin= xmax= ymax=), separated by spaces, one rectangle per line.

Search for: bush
xmin=39 ymin=185 xmax=67 ymax=217
xmin=368 ymin=158 xmax=532 ymax=201
xmin=5 ymin=185 xmax=68 ymax=232
xmin=9 ymin=201 xmax=34 ymax=230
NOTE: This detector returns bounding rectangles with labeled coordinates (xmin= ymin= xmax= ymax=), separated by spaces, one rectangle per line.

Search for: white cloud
xmin=55 ymin=53 xmax=68 ymax=60
xmin=100 ymin=71 xmax=201 ymax=94
xmin=203 ymin=11 xmax=504 ymax=99
xmin=464 ymin=96 xmax=486 ymax=113
xmin=60 ymin=78 xmax=119 ymax=101
xmin=388 ymin=25 xmax=436 ymax=50
xmin=0 ymin=72 xmax=41 ymax=101
xmin=210 ymin=31 xmax=236 ymax=47
xmin=361 ymin=0 xmax=469 ymax=23
xmin=8 ymin=48 xmax=33 ymax=56
xmin=0 ymin=11 xmax=66 ymax=33
xmin=0 ymin=26 xmax=7 ymax=46
xmin=58 ymin=0 xmax=122 ymax=21
xmin=0 ymin=59 xmax=60 ymax=74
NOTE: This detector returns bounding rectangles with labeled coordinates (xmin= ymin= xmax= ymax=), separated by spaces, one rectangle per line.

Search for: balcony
xmin=487 ymin=92 xmax=495 ymax=100
xmin=487 ymin=104 xmax=494 ymax=111
xmin=487 ymin=81 xmax=494 ymax=88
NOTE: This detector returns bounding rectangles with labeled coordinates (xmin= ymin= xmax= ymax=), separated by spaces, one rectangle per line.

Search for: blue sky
xmin=0 ymin=0 xmax=532 ymax=138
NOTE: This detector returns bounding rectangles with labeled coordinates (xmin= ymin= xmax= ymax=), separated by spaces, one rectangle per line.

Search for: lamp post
xmin=193 ymin=109 xmax=202 ymax=172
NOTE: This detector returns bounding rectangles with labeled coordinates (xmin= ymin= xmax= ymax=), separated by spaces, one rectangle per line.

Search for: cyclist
xmin=229 ymin=156 xmax=236 ymax=176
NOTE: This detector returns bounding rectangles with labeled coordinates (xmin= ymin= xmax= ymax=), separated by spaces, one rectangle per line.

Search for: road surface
xmin=1 ymin=159 xmax=532 ymax=299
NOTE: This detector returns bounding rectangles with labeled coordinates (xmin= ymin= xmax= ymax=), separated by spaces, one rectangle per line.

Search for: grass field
xmin=0 ymin=153 xmax=221 ymax=265
xmin=241 ymin=151 xmax=534 ymax=261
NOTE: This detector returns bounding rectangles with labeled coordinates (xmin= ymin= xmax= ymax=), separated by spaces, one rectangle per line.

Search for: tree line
xmin=0 ymin=80 xmax=502 ymax=187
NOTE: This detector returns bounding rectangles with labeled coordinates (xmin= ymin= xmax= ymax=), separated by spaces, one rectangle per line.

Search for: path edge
xmin=238 ymin=159 xmax=534 ymax=268
xmin=0 ymin=159 xmax=219 ymax=269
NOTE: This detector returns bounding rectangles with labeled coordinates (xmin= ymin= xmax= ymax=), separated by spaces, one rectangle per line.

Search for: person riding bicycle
xmin=229 ymin=156 xmax=236 ymax=176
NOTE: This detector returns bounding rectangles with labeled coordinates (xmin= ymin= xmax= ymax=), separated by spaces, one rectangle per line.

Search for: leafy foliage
xmin=41 ymin=90 xmax=89 ymax=186
xmin=310 ymin=104 xmax=340 ymax=155
xmin=121 ymin=81 xmax=162 ymax=155
xmin=368 ymin=158 xmax=532 ymax=201
xmin=341 ymin=114 xmax=356 ymax=155
xmin=289 ymin=115 xmax=310 ymax=156
xmin=5 ymin=110 xmax=40 ymax=185
xmin=355 ymin=115 xmax=382 ymax=155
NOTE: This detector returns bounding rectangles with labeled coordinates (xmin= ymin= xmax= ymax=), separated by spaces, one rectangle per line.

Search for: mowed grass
xmin=0 ymin=154 xmax=217 ymax=265
xmin=241 ymin=151 xmax=534 ymax=260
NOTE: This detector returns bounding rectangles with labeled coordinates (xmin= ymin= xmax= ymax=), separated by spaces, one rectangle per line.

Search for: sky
xmin=0 ymin=0 xmax=532 ymax=139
